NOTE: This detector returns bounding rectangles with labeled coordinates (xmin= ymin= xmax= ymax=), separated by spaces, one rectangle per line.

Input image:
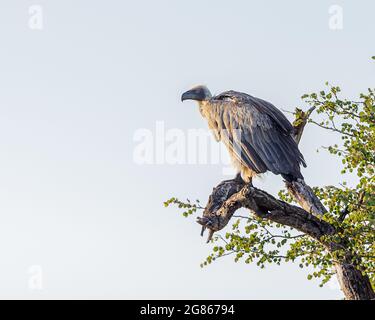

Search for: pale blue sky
xmin=0 ymin=0 xmax=373 ymax=299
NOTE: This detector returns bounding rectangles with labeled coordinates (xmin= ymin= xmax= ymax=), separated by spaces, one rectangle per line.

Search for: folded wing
xmin=211 ymin=91 xmax=306 ymax=180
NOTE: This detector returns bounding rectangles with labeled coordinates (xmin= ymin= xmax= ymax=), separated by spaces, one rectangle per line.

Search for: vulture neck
xmin=198 ymin=100 xmax=211 ymax=119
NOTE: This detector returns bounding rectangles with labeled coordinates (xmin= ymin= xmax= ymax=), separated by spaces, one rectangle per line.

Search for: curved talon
xmin=206 ymin=229 xmax=214 ymax=243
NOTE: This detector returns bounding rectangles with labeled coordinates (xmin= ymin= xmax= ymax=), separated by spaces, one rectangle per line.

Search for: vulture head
xmin=181 ymin=85 xmax=212 ymax=102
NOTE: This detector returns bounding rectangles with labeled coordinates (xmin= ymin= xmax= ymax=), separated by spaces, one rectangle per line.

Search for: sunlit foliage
xmin=165 ymin=61 xmax=374 ymax=288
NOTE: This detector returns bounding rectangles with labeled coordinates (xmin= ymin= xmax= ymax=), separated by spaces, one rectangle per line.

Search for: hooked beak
xmin=181 ymin=88 xmax=205 ymax=102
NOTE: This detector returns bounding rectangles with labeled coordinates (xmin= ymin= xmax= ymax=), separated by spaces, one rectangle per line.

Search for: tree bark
xmin=197 ymin=107 xmax=375 ymax=300
xmin=197 ymin=181 xmax=375 ymax=300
